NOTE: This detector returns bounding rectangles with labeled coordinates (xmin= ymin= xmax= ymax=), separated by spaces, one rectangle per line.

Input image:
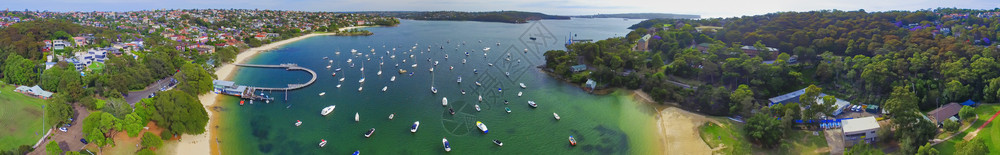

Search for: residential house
xmin=73 ymin=37 xmax=87 ymax=46
xmin=585 ymin=79 xmax=597 ymax=92
xmin=842 ymin=116 xmax=880 ymax=147
xmin=14 ymin=85 xmax=54 ymax=99
xmin=740 ymin=46 xmax=778 ymax=58
xmin=213 ymin=80 xmax=246 ymax=96
xmin=571 ymin=64 xmax=588 ymax=72
xmin=928 ymin=103 xmax=962 ymax=126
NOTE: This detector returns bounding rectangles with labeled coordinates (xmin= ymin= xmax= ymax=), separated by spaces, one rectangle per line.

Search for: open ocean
xmin=216 ymin=18 xmax=667 ymax=154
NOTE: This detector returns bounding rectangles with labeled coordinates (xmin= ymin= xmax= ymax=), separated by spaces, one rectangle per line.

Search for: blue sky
xmin=5 ymin=0 xmax=999 ymax=18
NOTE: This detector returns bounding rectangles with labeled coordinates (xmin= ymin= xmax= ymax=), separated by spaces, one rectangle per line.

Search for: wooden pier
xmin=232 ymin=63 xmax=318 ymax=101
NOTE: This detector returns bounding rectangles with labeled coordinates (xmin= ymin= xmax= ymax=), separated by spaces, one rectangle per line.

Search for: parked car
xmin=80 ymin=138 xmax=88 ymax=144
xmin=59 ymin=127 xmax=68 ymax=132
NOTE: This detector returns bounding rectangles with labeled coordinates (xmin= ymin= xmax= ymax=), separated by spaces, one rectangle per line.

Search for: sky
xmin=4 ymin=0 xmax=999 ymax=18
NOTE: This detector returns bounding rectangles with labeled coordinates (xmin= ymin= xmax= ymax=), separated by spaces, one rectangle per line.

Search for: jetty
xmin=213 ymin=63 xmax=318 ymax=101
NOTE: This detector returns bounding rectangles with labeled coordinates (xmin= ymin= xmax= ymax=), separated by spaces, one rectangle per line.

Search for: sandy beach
xmin=176 ymin=26 xmax=369 ymax=155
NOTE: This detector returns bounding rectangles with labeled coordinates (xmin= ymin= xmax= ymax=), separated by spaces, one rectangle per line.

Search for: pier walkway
xmin=232 ymin=63 xmax=317 ymax=97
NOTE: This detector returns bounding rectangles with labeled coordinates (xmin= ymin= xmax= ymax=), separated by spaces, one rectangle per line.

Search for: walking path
xmin=963 ymin=109 xmax=1000 ymax=140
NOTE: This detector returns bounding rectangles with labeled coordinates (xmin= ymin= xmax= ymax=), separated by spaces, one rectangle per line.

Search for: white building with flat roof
xmin=842 ymin=116 xmax=880 ymax=147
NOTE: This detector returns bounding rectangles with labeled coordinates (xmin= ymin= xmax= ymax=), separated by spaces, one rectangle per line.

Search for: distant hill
xmin=355 ymin=11 xmax=571 ymax=24
xmin=572 ymin=13 xmax=700 ymax=19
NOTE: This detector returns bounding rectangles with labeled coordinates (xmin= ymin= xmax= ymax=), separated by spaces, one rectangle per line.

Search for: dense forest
xmin=545 ymin=8 xmax=999 ymax=154
xmin=362 ymin=11 xmax=570 ymax=23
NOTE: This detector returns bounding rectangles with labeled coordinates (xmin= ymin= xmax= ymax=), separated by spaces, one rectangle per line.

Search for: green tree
xmin=45 ymin=141 xmax=62 ymax=155
xmin=942 ymin=119 xmax=959 ymax=132
xmin=141 ymin=132 xmax=163 ymax=149
xmin=82 ymin=111 xmax=120 ymax=148
xmin=176 ymin=63 xmax=215 ymax=95
xmin=944 ymin=80 xmax=969 ymax=103
xmin=137 ymin=148 xmax=156 ymax=155
xmin=39 ymin=66 xmax=64 ymax=91
xmin=954 ymin=138 xmax=989 ymax=155
xmin=124 ymin=113 xmax=144 ymax=137
xmin=45 ymin=95 xmax=74 ymax=127
xmin=844 ymin=142 xmax=884 ymax=155
xmin=729 ymin=84 xmax=754 ymax=116
xmin=150 ymin=90 xmax=209 ymax=135
xmin=744 ymin=112 xmax=783 ymax=148
xmin=959 ymin=106 xmax=975 ymax=121
xmin=799 ymin=85 xmax=828 ymax=120
xmin=916 ymin=142 xmax=939 ymax=155
xmin=3 ymin=54 xmax=38 ymax=85
xmin=985 ymin=77 xmax=1000 ymax=103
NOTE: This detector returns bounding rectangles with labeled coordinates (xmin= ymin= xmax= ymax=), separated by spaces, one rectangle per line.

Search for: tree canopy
xmin=149 ymin=90 xmax=209 ymax=135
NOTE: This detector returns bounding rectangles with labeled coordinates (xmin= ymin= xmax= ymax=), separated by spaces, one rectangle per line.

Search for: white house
xmin=842 ymin=116 xmax=880 ymax=147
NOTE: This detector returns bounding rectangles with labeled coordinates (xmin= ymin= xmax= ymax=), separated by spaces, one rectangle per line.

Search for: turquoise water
xmin=217 ymin=18 xmax=662 ymax=154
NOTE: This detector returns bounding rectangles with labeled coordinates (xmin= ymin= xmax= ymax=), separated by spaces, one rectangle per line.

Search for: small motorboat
xmin=488 ymin=63 xmax=493 ymax=66
xmin=529 ymin=37 xmax=537 ymax=40
xmin=528 ymin=101 xmax=538 ymax=108
xmin=461 ymin=90 xmax=466 ymax=95
xmin=569 ymin=136 xmax=577 ymax=146
xmin=505 ymin=72 xmax=509 ymax=77
xmin=475 ymin=81 xmax=481 ymax=86
xmin=431 ymin=86 xmax=438 ymax=94
xmin=498 ymin=88 xmax=502 ymax=93
xmin=399 ymin=69 xmax=408 ymax=74
xmin=474 ymin=69 xmax=479 ymax=74
xmin=337 ymin=84 xmax=342 ymax=88
xmin=358 ymin=86 xmax=363 ymax=92
xmin=462 ymin=59 xmax=466 ymax=64
xmin=504 ymin=100 xmax=508 ymax=104
xmin=364 ymin=128 xmax=375 ymax=138
xmin=323 ymin=56 xmax=329 ymax=60
xmin=319 ymin=139 xmax=327 ymax=147
xmin=476 ymin=121 xmax=489 ymax=134
xmin=505 ymin=107 xmax=511 ymax=113
xmin=483 ymin=47 xmax=490 ymax=51
xmin=355 ymin=113 xmax=360 ymax=122
xmin=554 ymin=113 xmax=561 ymax=120
xmin=335 ymin=68 xmax=342 ymax=72
xmin=465 ymin=52 xmax=470 ymax=56
xmin=240 ymin=100 xmax=244 ymax=106
xmin=518 ymin=91 xmax=522 ymax=97
xmin=450 ymin=66 xmax=454 ymax=70
xmin=449 ymin=108 xmax=455 ymax=115
xmin=321 ymin=105 xmax=336 ymax=116
xmin=353 ymin=150 xmax=359 ymax=155
xmin=348 ymin=58 xmax=353 ymax=63
xmin=382 ymin=86 xmax=388 ymax=92
xmin=457 ymin=76 xmax=462 ymax=83
xmin=409 ymin=72 xmax=414 ymax=76
xmin=359 ymin=77 xmax=366 ymax=83
xmin=478 ymin=95 xmax=483 ymax=102
xmin=520 ymin=83 xmax=526 ymax=88
xmin=412 ymin=64 xmax=418 ymax=68
xmin=319 ymin=92 xmax=326 ymax=96
xmin=377 ymin=70 xmax=382 ymax=76
xmin=411 ymin=121 xmax=420 ymax=133
xmin=326 ymin=65 xmax=332 ymax=69
xmin=429 ymin=67 xmax=434 ymax=72
xmin=388 ymin=113 xmax=395 ymax=120
xmin=442 ymin=97 xmax=448 ymax=106
xmin=340 ymin=77 xmax=345 ymax=82
xmin=295 ymin=120 xmax=302 ymax=127
xmin=493 ymin=139 xmax=503 ymax=147
xmin=475 ymin=104 xmax=481 ymax=112
xmin=331 ymin=72 xmax=337 ymax=77
xmin=434 ymin=61 xmax=439 ymax=66
xmin=390 ymin=76 xmax=396 ymax=82
xmin=442 ymin=138 xmax=452 ymax=152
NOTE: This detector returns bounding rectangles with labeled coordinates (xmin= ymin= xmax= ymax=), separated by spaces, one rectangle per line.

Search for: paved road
xmin=126 ymin=75 xmax=175 ymax=105
xmin=28 ymin=104 xmax=91 ymax=155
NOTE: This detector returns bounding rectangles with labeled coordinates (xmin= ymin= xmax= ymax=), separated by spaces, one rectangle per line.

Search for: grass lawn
xmin=933 ymin=104 xmax=1000 ymax=153
xmin=699 ymin=120 xmax=752 ymax=154
xmin=0 ymin=84 xmax=51 ymax=150
xmin=765 ymin=130 xmax=830 ymax=155
xmin=698 ymin=118 xmax=829 ymax=155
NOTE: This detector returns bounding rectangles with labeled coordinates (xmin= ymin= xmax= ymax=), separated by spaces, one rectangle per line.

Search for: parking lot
xmin=28 ymin=104 xmax=91 ymax=155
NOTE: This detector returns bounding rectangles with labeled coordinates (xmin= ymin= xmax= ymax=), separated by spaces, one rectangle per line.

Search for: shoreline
xmin=177 ymin=26 xmax=371 ymax=155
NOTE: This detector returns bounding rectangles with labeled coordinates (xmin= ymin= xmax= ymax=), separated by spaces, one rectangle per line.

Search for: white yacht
xmin=520 ymin=83 xmax=526 ymax=88
xmin=321 ymin=105 xmax=336 ymax=116
xmin=391 ymin=76 xmax=396 ymax=82
xmin=355 ymin=112 xmax=360 ymax=122
xmin=442 ymin=97 xmax=448 ymax=106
